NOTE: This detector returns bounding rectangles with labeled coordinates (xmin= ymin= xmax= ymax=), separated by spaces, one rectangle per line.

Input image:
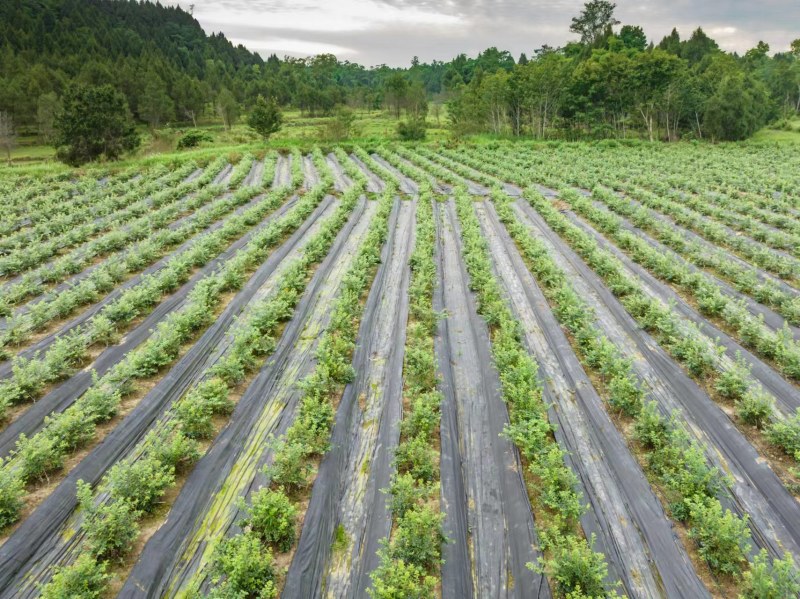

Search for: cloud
xmin=172 ymin=0 xmax=799 ymax=65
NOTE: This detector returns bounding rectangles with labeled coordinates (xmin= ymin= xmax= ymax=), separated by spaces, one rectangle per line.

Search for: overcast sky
xmin=174 ymin=0 xmax=798 ymax=67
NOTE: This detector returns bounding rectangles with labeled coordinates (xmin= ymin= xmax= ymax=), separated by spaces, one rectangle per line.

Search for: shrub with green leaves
xmin=736 ymin=388 xmax=774 ymax=429
xmin=177 ymin=130 xmax=213 ymax=150
xmin=539 ymin=534 xmax=611 ymax=599
xmin=767 ymin=409 xmax=800 ymax=459
xmin=399 ymin=391 xmax=441 ymax=439
xmin=369 ymin=553 xmax=437 ymax=599
xmin=686 ymin=496 xmax=750 ymax=575
xmin=715 ymin=354 xmax=751 ymax=400
xmin=39 ymin=554 xmax=110 ymax=599
xmin=77 ymin=481 xmax=140 ymax=561
xmin=105 ymin=455 xmax=175 ymax=514
xmin=389 ymin=506 xmax=445 ymax=571
xmin=393 ymin=435 xmax=437 ymax=483
xmin=265 ymin=440 xmax=312 ymax=491
xmin=240 ymin=487 xmax=297 ymax=552
xmin=176 ymin=378 xmax=233 ymax=439
xmin=210 ymin=532 xmax=277 ymax=598
xmin=740 ymin=549 xmax=800 ymax=599
xmin=0 ymin=461 xmax=24 ymax=530
xmin=385 ymin=473 xmax=428 ymax=519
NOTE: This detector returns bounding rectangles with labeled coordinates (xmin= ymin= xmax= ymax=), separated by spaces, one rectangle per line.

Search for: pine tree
xmin=247 ymin=95 xmax=283 ymax=141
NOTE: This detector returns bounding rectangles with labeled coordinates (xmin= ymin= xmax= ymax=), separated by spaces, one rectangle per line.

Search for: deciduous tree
xmin=570 ymin=1 xmax=620 ymax=47
xmin=36 ymin=92 xmax=61 ymax=144
xmin=216 ymin=88 xmax=239 ymax=130
xmin=0 ymin=111 xmax=17 ymax=163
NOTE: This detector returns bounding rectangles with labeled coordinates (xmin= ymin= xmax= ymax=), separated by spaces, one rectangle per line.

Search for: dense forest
xmin=0 ymin=0 xmax=798 ymax=143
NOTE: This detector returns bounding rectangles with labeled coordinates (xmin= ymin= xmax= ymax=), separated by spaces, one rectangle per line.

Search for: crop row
xmin=453 ymin=188 xmax=615 ymax=597
xmin=38 ymin=157 xmax=367 ymax=599
xmin=0 ymin=161 xmax=209 ymax=278
xmin=0 ymin=170 xmax=130 ymax=233
xmin=0 ymin=178 xmax=290 ymax=411
xmin=0 ymin=158 xmax=224 ymax=310
xmin=491 ymin=190 xmax=767 ymax=578
xmin=0 ymin=155 xmax=267 ymax=356
xmin=0 ymin=168 xmax=165 ymax=251
xmin=203 ymin=181 xmax=390 ymax=598
xmin=370 ymin=187 xmax=444 ymax=597
xmin=0 ymin=153 xmax=337 ymax=533
xmin=430 ymin=146 xmax=800 ymax=469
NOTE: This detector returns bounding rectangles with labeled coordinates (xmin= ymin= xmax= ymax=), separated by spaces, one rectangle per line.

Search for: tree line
xmin=447 ymin=3 xmax=800 ymax=141
xmin=0 ymin=0 xmax=798 ymax=159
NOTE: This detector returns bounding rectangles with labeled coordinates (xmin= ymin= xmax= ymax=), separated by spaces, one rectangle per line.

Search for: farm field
xmin=0 ymin=142 xmax=799 ymax=598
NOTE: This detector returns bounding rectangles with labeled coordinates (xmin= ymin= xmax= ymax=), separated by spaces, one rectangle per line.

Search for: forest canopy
xmin=0 ymin=0 xmax=798 ymax=143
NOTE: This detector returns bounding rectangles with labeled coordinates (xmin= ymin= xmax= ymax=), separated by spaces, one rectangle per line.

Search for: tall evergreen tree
xmin=247 ymin=95 xmax=283 ymax=140
xmin=54 ymin=84 xmax=140 ymax=165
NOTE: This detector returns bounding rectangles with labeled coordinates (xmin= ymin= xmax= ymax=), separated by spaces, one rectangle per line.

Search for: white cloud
xmin=192 ymin=0 xmax=461 ymax=34
xmin=170 ymin=0 xmax=800 ymax=65
xmin=230 ymin=37 xmax=357 ymax=57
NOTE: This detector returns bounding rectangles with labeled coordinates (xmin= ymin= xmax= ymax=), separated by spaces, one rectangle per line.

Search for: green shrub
xmin=105 ymin=456 xmax=174 ymax=514
xmin=404 ymin=345 xmax=437 ymax=393
xmin=649 ymin=432 xmax=723 ymax=520
xmin=0 ymin=462 xmax=24 ymax=530
xmin=394 ymin=435 xmax=436 ymax=483
xmin=385 ymin=473 xmax=427 ymax=519
xmin=740 ymin=549 xmax=800 ymax=599
xmin=78 ymin=481 xmax=140 ymax=561
xmin=671 ymin=334 xmax=715 ymax=378
xmin=151 ymin=431 xmax=200 ymax=473
xmin=735 ymin=388 xmax=774 ymax=429
xmin=210 ymin=532 xmax=277 ymax=598
xmin=16 ymin=432 xmax=66 ymax=481
xmin=389 ymin=506 xmax=445 ymax=571
xmin=80 ymin=385 xmax=120 ymax=422
xmin=177 ymin=130 xmax=213 ymax=150
xmin=176 ymin=378 xmax=233 ymax=439
xmin=715 ymin=355 xmax=751 ymax=400
xmin=265 ymin=441 xmax=311 ymax=491
xmin=44 ymin=409 xmax=95 ymax=452
xmin=686 ymin=496 xmax=750 ymax=575
xmin=369 ymin=553 xmax=436 ymax=599
xmin=397 ymin=119 xmax=427 ymax=141
xmin=39 ymin=554 xmax=109 ymax=599
xmin=240 ymin=487 xmax=297 ymax=552
xmin=529 ymin=444 xmax=584 ymax=522
xmin=540 ymin=534 xmax=610 ymax=598
xmin=399 ymin=392 xmax=441 ymax=439
xmin=633 ymin=402 xmax=667 ymax=449
xmin=288 ymin=391 xmax=334 ymax=455
xmin=608 ymin=373 xmax=643 ymax=417
xmin=766 ymin=409 xmax=800 ymax=459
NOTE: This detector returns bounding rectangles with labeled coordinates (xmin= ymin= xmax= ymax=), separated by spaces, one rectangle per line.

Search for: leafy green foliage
xmin=210 ymin=533 xmax=277 ymax=598
xmin=540 ymin=534 xmax=611 ymax=599
xmin=240 ymin=487 xmax=297 ymax=552
xmin=248 ymin=96 xmax=283 ymax=141
xmin=388 ymin=507 xmax=445 ymax=571
xmin=369 ymin=554 xmax=437 ymax=599
xmin=736 ymin=388 xmax=774 ymax=429
xmin=385 ymin=473 xmax=428 ymax=519
xmin=0 ymin=461 xmax=23 ymax=530
xmin=77 ymin=481 xmax=140 ymax=561
xmin=54 ymin=84 xmax=140 ymax=166
xmin=740 ymin=550 xmax=800 ymax=599
xmin=767 ymin=409 xmax=800 ymax=459
xmin=39 ymin=554 xmax=110 ymax=599
xmin=686 ymin=496 xmax=751 ymax=575
xmin=177 ymin=130 xmax=213 ymax=149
